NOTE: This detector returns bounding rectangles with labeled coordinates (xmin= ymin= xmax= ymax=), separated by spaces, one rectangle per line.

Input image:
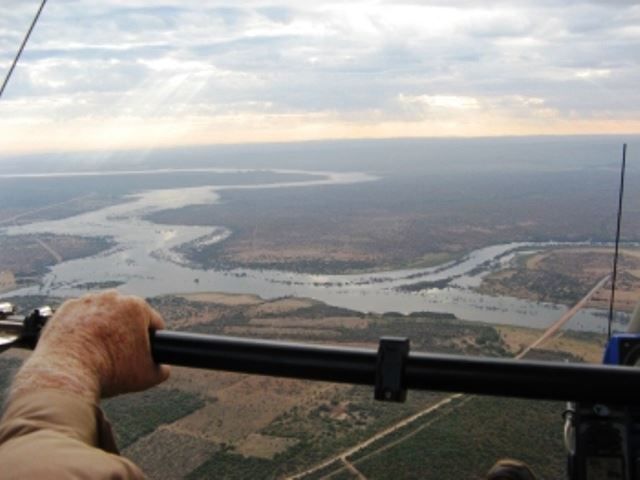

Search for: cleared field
xmin=166 ymin=376 xmax=339 ymax=444
xmin=179 ymin=292 xmax=262 ymax=306
xmin=234 ymin=434 xmax=300 ymax=460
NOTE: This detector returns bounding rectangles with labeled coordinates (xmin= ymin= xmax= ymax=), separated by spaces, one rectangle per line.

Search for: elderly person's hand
xmin=10 ymin=291 xmax=170 ymax=403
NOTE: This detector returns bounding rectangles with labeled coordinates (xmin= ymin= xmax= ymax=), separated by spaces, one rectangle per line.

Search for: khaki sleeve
xmin=0 ymin=390 xmax=145 ymax=480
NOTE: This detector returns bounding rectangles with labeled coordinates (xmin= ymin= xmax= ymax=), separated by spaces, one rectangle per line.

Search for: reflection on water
xmin=0 ymin=168 xmax=622 ymax=334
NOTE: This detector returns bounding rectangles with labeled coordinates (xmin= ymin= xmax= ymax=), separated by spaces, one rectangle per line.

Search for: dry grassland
xmin=497 ymin=325 xmax=547 ymax=356
xmin=179 ymin=292 xmax=262 ymax=306
xmin=224 ymin=326 xmax=340 ymax=338
xmin=249 ymin=316 xmax=370 ymax=329
xmin=163 ymin=368 xmax=247 ymax=400
xmin=543 ymin=334 xmax=605 ymax=364
xmin=247 ymin=298 xmax=317 ymax=316
xmin=169 ymin=311 xmax=224 ymax=329
xmin=166 ymin=375 xmax=343 ymax=444
xmin=496 ymin=325 xmax=604 ymax=363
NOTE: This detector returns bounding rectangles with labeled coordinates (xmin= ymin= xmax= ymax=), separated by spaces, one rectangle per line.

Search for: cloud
xmin=0 ymin=0 xmax=639 ymax=154
xmin=399 ymin=94 xmax=481 ymax=111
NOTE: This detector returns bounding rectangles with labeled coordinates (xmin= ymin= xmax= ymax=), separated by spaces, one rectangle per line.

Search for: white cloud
xmin=0 ymin=0 xmax=639 ymax=153
xmin=574 ymin=68 xmax=612 ymax=79
xmin=399 ymin=94 xmax=481 ymax=111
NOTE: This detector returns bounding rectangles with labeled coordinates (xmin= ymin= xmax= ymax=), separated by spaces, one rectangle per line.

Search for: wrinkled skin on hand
xmin=11 ymin=291 xmax=170 ymax=403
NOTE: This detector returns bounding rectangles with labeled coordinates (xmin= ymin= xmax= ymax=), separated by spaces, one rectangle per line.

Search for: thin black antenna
xmin=608 ymin=143 xmax=627 ymax=339
xmin=0 ymin=0 xmax=48 ymax=100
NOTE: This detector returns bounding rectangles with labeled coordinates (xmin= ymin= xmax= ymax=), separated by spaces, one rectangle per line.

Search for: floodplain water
xmin=1 ymin=168 xmax=623 ymax=334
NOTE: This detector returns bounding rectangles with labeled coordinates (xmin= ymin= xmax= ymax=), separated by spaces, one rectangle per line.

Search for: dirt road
xmin=288 ymin=276 xmax=610 ymax=479
xmin=287 ymin=394 xmax=464 ymax=479
xmin=35 ymin=238 xmax=63 ymax=264
xmin=340 ymin=457 xmax=367 ymax=480
xmin=0 ymin=193 xmax=94 ymax=226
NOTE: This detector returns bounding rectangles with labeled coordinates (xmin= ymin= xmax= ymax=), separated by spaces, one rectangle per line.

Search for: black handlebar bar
xmin=4 ymin=307 xmax=640 ymax=404
xmin=152 ymin=330 xmax=640 ymax=404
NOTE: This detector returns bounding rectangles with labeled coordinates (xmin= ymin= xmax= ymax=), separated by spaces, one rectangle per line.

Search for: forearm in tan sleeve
xmin=0 ymin=390 xmax=145 ymax=480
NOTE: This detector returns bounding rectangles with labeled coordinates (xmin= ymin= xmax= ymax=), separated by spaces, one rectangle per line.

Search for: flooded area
xmin=0 ymin=168 xmax=623 ymax=334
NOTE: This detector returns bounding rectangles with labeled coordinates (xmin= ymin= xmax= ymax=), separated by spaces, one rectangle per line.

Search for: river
xmin=0 ymin=168 xmax=624 ymax=333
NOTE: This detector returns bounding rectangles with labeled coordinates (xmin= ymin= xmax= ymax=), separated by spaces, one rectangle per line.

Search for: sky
xmin=1 ymin=0 xmax=639 ymax=154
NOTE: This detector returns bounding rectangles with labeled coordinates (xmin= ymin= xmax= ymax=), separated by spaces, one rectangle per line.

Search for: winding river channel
xmin=0 ymin=168 xmax=624 ymax=333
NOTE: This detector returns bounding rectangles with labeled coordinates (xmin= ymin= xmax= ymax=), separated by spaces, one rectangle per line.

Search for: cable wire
xmin=608 ymin=143 xmax=627 ymax=339
xmin=0 ymin=0 xmax=48 ymax=100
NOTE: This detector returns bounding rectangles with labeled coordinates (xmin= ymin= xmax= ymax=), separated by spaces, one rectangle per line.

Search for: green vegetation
xmin=103 ymin=388 xmax=204 ymax=448
xmin=284 ymin=303 xmax=363 ymax=319
xmin=339 ymin=316 xmax=508 ymax=356
xmin=396 ymin=278 xmax=452 ymax=292
xmin=76 ymin=281 xmax=125 ymax=290
xmin=352 ymin=396 xmax=565 ymax=479
xmin=303 ymin=459 xmax=344 ymax=480
xmin=407 ymin=311 xmax=457 ymax=320
xmin=563 ymin=330 xmax=607 ymax=346
xmin=347 ymin=395 xmax=468 ymax=464
xmin=186 ymin=451 xmax=276 ymax=480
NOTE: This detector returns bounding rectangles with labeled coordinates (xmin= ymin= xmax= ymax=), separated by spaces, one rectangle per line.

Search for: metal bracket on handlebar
xmin=374 ymin=336 xmax=410 ymax=402
xmin=0 ymin=304 xmax=52 ymax=352
xmin=0 ymin=302 xmax=21 ymax=353
xmin=21 ymin=306 xmax=53 ymax=348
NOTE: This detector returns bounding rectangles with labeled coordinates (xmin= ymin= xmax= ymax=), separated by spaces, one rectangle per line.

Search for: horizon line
xmin=2 ymin=131 xmax=639 ymax=160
